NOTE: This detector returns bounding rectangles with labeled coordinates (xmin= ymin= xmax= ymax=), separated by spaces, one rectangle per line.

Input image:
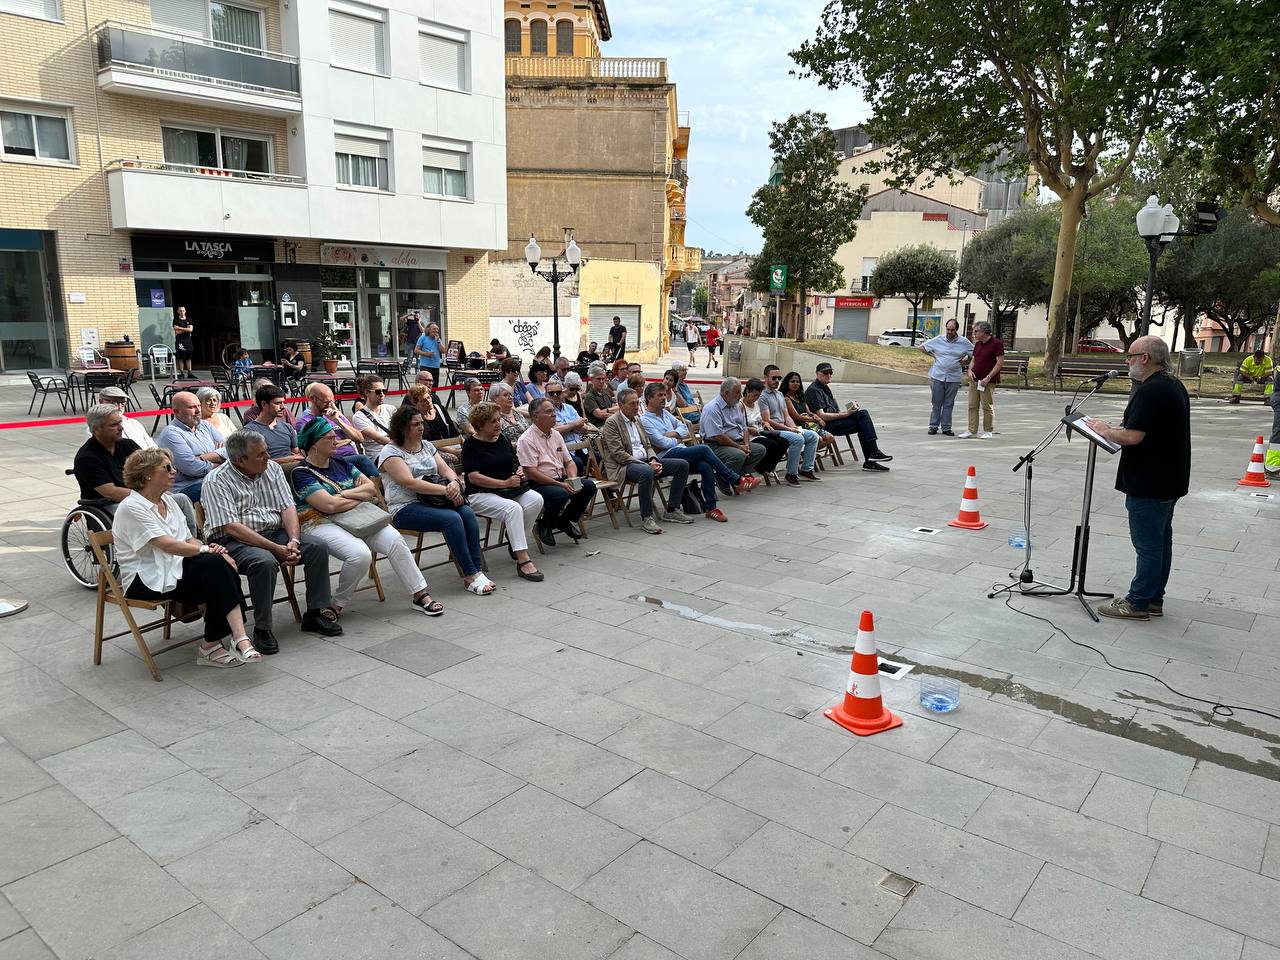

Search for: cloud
xmin=603 ymin=0 xmax=870 ymax=253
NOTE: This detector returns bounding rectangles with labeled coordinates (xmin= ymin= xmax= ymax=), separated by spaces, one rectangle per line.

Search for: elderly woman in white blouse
xmin=113 ymin=447 xmax=258 ymax=667
xmin=198 ymin=387 xmax=238 ymax=441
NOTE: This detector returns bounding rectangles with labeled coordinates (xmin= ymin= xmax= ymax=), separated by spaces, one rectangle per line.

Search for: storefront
xmin=831 ymin=295 xmax=875 ymax=342
xmin=319 ymin=244 xmax=447 ymax=364
xmin=131 ymin=234 xmax=277 ymax=365
xmin=0 ymin=228 xmax=66 ymax=372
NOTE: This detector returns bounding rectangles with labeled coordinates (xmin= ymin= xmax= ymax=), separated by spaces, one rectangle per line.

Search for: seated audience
xmin=244 ymin=378 xmax=298 ymax=426
xmin=670 ymin=363 xmax=703 ymax=422
xmin=546 ymin=378 xmax=589 ymax=472
xmin=781 ymin=371 xmax=838 ymax=457
xmin=741 ymin=378 xmax=792 ymax=477
xmin=158 ymin=391 xmax=225 ymax=503
xmin=533 ymin=346 xmax=552 ymax=365
xmin=115 ymin=448 xmax=258 ymax=666
xmin=583 ymin=364 xmax=619 ymax=427
xmin=600 ymin=388 xmax=692 ymax=534
xmin=639 ymin=382 xmax=752 ymax=521
xmin=760 ymin=364 xmax=821 ymax=482
xmin=202 ymin=429 xmax=342 ymax=653
xmin=350 ymin=378 xmax=395 ymax=463
xmin=75 ymin=402 xmax=142 ymax=510
xmin=197 ymin=386 xmax=238 ymax=441
xmin=242 ymin=385 xmax=304 ymax=464
xmin=517 ymin=398 xmax=597 ymax=547
xmin=296 ymin=382 xmax=379 ymax=478
xmin=803 ymin=363 xmax=893 ymax=471
xmin=455 ymin=378 xmax=487 ymax=437
xmin=488 ymin=357 xmax=528 ymax=405
xmin=526 ymin=361 xmax=553 ymax=401
xmin=292 ymin=418 xmax=442 ymax=617
xmin=616 ymin=371 xmax=646 ymax=403
xmin=491 ymin=382 xmax=532 ymax=446
xmin=462 ymin=403 xmax=544 ymax=582
xmin=88 ymin=386 xmax=155 ymax=449
xmin=377 ymin=405 xmax=495 ymax=596
xmin=561 ymin=372 xmax=586 ymax=416
xmin=551 ymin=356 xmax=572 ymax=385
xmin=699 ymin=377 xmax=766 ymax=477
xmin=232 ymin=348 xmax=253 ymax=384
xmin=608 ymin=358 xmax=629 ymax=391
xmin=577 ymin=341 xmax=600 ymax=365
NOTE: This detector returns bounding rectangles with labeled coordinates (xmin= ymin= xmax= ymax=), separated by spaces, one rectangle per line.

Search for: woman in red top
xmin=704 ymin=321 xmax=722 ymax=369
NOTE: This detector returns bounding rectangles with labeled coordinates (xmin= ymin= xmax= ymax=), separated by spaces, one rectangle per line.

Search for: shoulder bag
xmin=417 ymin=473 xmax=468 ymax=509
xmin=298 ymin=465 xmax=392 ymax=538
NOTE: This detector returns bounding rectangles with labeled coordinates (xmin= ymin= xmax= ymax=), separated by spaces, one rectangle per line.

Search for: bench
xmin=1001 ymin=353 xmax=1031 ymax=390
xmin=1053 ymin=356 xmax=1129 ymax=392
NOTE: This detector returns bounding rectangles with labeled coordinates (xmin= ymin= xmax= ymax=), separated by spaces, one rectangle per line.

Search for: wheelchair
xmin=61 ymin=470 xmax=115 ymax=589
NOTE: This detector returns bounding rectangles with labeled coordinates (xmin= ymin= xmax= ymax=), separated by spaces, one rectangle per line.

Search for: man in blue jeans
xmin=1084 ymin=336 xmax=1191 ymax=620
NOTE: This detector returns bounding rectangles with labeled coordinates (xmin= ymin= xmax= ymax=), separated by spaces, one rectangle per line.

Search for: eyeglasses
xmin=1127 ymin=351 xmax=1148 ymax=359
xmin=547 ymin=390 xmax=563 ymax=396
xmin=768 ymin=376 xmax=781 ymax=381
xmin=160 ymin=463 xmax=176 ymax=474
xmin=373 ymin=388 xmax=386 ymax=395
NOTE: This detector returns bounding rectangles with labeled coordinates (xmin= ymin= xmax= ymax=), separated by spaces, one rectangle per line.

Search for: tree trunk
xmin=910 ymin=300 xmax=920 ymax=345
xmin=1044 ymin=189 xmax=1087 ymax=375
xmin=795 ymin=282 xmax=807 ymax=343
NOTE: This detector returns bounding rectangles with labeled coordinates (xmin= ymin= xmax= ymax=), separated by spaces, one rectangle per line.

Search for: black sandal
xmin=412 ymin=593 xmax=445 ymax=616
xmin=516 ymin=560 xmax=544 ymax=582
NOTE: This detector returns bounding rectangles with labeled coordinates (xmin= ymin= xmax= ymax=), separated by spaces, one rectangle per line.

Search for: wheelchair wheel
xmin=61 ymin=505 xmax=113 ymax=589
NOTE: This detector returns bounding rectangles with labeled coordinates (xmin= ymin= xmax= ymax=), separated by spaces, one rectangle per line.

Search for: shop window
xmin=420 ymin=21 xmax=467 ymax=91
xmin=422 ymin=138 xmax=468 ymax=199
xmin=329 ymin=0 xmax=387 ymax=75
xmin=335 ymin=124 xmax=389 ymax=191
xmin=0 ymin=104 xmax=73 ymax=164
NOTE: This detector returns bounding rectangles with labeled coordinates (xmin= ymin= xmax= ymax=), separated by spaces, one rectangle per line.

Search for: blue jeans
xmin=392 ymin=502 xmax=483 ymax=577
xmin=822 ymin=408 xmax=879 ymax=456
xmin=339 ymin=454 xmax=380 ymax=480
xmin=774 ymin=428 xmax=818 ymax=474
xmin=660 ymin=444 xmax=736 ymax=510
xmin=929 ymin=378 xmax=962 ymax=431
xmin=176 ymin=480 xmax=203 ymax=503
xmin=1125 ymin=495 xmax=1177 ymax=609
xmin=625 ymin=459 xmax=689 ymax=517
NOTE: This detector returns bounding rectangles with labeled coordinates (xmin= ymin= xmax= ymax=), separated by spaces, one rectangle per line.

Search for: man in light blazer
xmin=599 ymin=388 xmax=692 ymax=534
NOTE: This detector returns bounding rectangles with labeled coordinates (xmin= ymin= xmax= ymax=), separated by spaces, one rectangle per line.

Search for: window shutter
xmin=150 ymin=0 xmax=206 ymax=34
xmin=335 ymin=134 xmax=386 ymax=159
xmin=329 ymin=4 xmax=386 ymax=74
xmin=1 ymin=0 xmax=61 ymax=20
xmin=421 ymin=146 xmax=465 ymax=171
xmin=419 ymin=31 xmax=465 ymax=90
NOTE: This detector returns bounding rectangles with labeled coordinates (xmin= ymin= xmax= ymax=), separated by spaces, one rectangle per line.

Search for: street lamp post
xmin=1135 ymin=195 xmax=1180 ymax=337
xmin=524 ymin=234 xmax=582 ymax=361
xmin=953 ymin=217 xmax=968 ymax=328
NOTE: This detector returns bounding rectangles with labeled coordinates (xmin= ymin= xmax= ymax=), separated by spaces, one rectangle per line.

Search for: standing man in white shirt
xmin=920 ymin=318 xmax=973 ymax=436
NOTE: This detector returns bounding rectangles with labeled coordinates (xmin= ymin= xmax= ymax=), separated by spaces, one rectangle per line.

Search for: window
xmin=329 ymin=0 xmax=387 ymax=75
xmin=161 ymin=125 xmax=270 ymax=174
xmin=422 ymin=138 xmax=468 ymax=198
xmin=0 ymin=105 xmax=72 ymax=164
xmin=555 ymin=20 xmax=573 ymax=56
xmin=419 ymin=22 xmax=467 ymax=91
xmin=335 ymin=124 xmax=389 ymax=191
xmin=504 ymin=18 xmax=520 ymax=54
xmin=529 ymin=19 xmax=547 ymax=54
xmin=210 ymin=1 xmax=262 ymax=48
xmin=150 ymin=0 xmax=206 ymax=34
xmin=0 ymin=0 xmax=60 ymax=21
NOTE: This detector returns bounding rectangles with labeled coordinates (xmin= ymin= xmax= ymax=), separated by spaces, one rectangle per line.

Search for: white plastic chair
xmin=77 ymin=346 xmax=106 ymax=369
xmin=147 ymin=344 xmax=175 ymax=380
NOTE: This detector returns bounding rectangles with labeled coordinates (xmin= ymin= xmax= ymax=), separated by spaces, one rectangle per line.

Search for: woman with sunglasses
xmin=781 ymin=371 xmax=838 ymax=455
xmin=114 ymin=448 xmax=258 ymax=667
xmin=351 ymin=378 xmax=395 ymax=463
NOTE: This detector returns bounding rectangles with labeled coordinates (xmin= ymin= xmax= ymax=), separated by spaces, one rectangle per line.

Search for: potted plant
xmin=314 ymin=330 xmax=342 ymax=375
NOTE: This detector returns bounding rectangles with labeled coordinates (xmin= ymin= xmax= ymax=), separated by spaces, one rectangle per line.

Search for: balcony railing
xmin=506 ymin=56 xmax=666 ymax=81
xmin=95 ymin=21 xmax=301 ymax=98
xmin=668 ymin=159 xmax=688 ymax=190
xmin=109 ymin=159 xmax=304 ymax=185
xmin=666 ymin=244 xmax=701 ymax=274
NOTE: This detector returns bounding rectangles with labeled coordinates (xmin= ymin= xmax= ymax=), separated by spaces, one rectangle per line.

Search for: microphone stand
xmin=988 ymin=374 xmax=1114 ymax=606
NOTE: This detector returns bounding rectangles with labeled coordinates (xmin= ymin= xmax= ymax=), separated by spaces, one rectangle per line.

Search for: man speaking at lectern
xmin=1084 ymin=336 xmax=1191 ymax=621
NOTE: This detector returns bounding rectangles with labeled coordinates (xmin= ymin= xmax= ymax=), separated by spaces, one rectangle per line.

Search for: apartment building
xmin=493 ymin=0 xmax=699 ymax=363
xmin=0 ymin=0 xmax=506 ymax=372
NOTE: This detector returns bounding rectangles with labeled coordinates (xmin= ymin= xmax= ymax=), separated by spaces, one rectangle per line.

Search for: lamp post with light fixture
xmin=1134 ymin=195 xmax=1180 ymax=337
xmin=524 ymin=234 xmax=581 ymax=361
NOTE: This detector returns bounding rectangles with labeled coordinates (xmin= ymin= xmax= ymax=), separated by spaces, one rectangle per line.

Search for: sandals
xmin=230 ymin=637 xmax=262 ymax=663
xmin=197 ymin=643 xmax=242 ymax=669
xmin=412 ymin=593 xmax=445 ymax=616
xmin=321 ymin=606 xmax=343 ymax=622
xmin=516 ymin=560 xmax=544 ymax=582
xmin=465 ymin=574 xmax=496 ymax=596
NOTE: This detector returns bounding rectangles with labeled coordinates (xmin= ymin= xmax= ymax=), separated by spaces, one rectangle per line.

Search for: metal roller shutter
xmin=588 ymin=305 xmax=639 ymax=355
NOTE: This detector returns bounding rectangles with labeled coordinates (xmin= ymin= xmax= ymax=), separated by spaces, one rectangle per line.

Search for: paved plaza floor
xmin=1 ymin=374 xmax=1278 ymax=960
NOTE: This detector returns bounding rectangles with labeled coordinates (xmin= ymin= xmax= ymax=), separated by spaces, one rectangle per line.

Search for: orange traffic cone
xmin=825 ymin=610 xmax=903 ymax=737
xmin=1238 ymin=436 xmax=1271 ymax=488
xmin=947 ymin=465 xmax=988 ymax=529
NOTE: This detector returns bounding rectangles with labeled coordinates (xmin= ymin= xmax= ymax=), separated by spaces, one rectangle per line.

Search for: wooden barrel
xmin=104 ymin=341 xmax=140 ymax=372
xmin=296 ymin=339 xmax=313 ymax=371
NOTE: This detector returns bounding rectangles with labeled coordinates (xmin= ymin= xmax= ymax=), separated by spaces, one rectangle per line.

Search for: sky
xmin=603 ymin=0 xmax=871 ymax=256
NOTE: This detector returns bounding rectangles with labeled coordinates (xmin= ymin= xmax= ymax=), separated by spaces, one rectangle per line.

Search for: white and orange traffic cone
xmin=825 ymin=610 xmax=903 ymax=737
xmin=947 ymin=465 xmax=988 ymax=529
xmin=1238 ymin=436 xmax=1271 ymax=488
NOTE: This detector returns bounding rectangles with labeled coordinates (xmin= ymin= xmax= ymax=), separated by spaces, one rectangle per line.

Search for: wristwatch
xmin=199 ymin=544 xmax=210 ymax=554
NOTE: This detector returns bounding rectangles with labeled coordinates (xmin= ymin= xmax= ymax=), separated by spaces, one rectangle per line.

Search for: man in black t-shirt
xmin=607 ymin=318 xmax=626 ymax=360
xmin=1084 ymin=335 xmax=1191 ymax=621
xmin=73 ymin=403 xmax=141 ymax=511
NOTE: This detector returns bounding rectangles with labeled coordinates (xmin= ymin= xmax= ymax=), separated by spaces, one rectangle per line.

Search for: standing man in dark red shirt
xmin=959 ymin=320 xmax=1004 ymax=439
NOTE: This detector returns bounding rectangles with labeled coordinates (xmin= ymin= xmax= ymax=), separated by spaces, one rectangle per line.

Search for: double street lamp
xmin=1135 ymin=195 xmax=1180 ymax=337
xmin=525 ymin=234 xmax=581 ymax=361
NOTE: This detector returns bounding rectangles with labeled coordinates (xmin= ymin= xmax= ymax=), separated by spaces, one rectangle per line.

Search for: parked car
xmin=877 ymin=328 xmax=924 ymax=347
xmin=1076 ymin=338 xmax=1123 ymax=353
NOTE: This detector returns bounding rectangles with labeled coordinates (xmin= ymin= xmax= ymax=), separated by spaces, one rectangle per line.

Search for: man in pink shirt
xmin=517 ymin=397 xmax=597 ymax=547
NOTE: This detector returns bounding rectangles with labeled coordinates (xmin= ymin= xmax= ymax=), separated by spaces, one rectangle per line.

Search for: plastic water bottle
xmin=919 ymin=676 xmax=960 ymax=713
xmin=1007 ymin=525 xmax=1029 ymax=549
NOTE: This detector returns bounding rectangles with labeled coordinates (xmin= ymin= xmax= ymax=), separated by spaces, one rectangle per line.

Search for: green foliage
xmin=959 ymin=208 xmax=1056 ymax=315
xmin=313 ymin=329 xmax=344 ymax=361
xmin=746 ymin=111 xmax=866 ymax=340
xmin=692 ymin=284 xmax=708 ymax=318
xmin=870 ymin=245 xmax=957 ymax=343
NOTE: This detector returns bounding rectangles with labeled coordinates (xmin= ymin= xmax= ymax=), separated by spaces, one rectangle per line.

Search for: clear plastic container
xmin=919 ymin=675 xmax=960 ymax=713
xmin=1007 ymin=525 xmax=1030 ymax=549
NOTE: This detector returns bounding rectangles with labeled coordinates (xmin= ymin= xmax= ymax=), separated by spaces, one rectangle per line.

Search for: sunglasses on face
xmin=160 ymin=463 xmax=176 ymax=474
xmin=547 ymin=390 xmax=563 ymax=396
xmin=372 ymin=388 xmax=386 ymax=395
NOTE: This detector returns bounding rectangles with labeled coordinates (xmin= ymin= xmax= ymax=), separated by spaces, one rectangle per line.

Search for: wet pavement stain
xmin=635 ymin=594 xmax=1280 ymax=782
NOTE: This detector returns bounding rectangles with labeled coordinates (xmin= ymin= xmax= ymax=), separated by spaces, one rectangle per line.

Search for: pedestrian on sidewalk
xmin=683 ymin=317 xmax=700 ymax=365
xmin=705 ymin=319 xmax=721 ymax=369
xmin=958 ymin=320 xmax=1004 ymax=439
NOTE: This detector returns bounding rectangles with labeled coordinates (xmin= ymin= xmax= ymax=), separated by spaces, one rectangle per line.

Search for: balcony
xmin=674 ymin=111 xmax=690 ymax=155
xmin=505 ymin=56 xmax=666 ymax=82
xmin=665 ymin=244 xmax=701 ymax=275
xmin=667 ymin=158 xmax=688 ymax=192
xmin=106 ymin=160 xmax=310 ymax=237
xmin=95 ymin=21 xmax=301 ymax=116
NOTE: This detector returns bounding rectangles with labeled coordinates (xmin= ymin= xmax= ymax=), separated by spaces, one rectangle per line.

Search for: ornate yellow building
xmin=498 ymin=0 xmax=698 ymax=360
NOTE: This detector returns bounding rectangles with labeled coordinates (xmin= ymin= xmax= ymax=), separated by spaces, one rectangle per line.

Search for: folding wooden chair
xmin=90 ymin=531 xmax=182 ymax=682
xmin=584 ymin=434 xmax=627 ymax=528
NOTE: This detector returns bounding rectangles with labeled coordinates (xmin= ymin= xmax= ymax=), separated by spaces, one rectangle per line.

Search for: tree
xmin=870 ymin=245 xmax=957 ymax=345
xmin=792 ymin=0 xmax=1195 ymax=374
xmin=692 ymin=284 xmax=708 ymax=318
xmin=959 ymin=208 xmax=1055 ymax=329
xmin=746 ymin=111 xmax=865 ymax=342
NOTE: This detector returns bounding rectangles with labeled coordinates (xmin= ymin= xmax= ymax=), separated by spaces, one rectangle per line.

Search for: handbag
xmin=496 ymin=478 xmax=532 ymax=500
xmin=298 ymin=466 xmax=392 ymax=538
xmin=417 ymin=473 xmax=467 ymax=509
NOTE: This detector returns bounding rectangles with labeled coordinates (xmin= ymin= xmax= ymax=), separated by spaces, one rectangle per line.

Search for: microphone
xmin=1090 ymin=369 xmax=1123 ymax=385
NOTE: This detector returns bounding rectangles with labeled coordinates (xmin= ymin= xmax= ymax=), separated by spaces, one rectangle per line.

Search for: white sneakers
xmin=956 ymin=431 xmax=995 ymax=439
xmin=980 ymin=432 xmax=995 ymax=439
xmin=956 ymin=431 xmax=975 ymax=439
